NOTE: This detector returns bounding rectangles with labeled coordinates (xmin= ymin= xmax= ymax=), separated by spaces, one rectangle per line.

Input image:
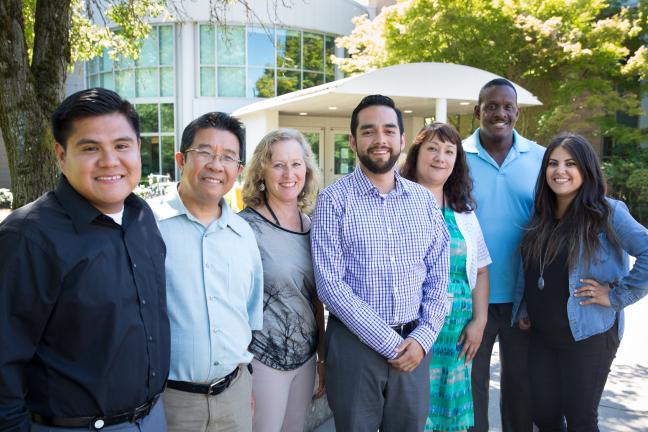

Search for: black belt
xmin=167 ymin=366 xmax=240 ymax=396
xmin=31 ymin=394 xmax=160 ymax=430
xmin=329 ymin=314 xmax=419 ymax=338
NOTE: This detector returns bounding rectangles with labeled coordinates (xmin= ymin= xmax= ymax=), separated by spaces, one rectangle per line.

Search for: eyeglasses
xmin=185 ymin=149 xmax=242 ymax=167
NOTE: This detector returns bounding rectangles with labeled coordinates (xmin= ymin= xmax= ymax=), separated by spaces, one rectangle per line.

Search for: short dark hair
xmin=477 ymin=78 xmax=518 ymax=105
xmin=180 ymin=112 xmax=246 ymax=163
xmin=51 ymin=88 xmax=140 ymax=149
xmin=400 ymin=122 xmax=475 ymax=213
xmin=350 ymin=94 xmax=404 ymax=139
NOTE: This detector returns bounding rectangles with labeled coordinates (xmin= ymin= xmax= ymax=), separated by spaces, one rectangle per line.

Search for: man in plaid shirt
xmin=311 ymin=94 xmax=450 ymax=431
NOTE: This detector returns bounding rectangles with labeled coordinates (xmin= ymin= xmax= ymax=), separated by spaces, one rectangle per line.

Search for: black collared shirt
xmin=0 ymin=176 xmax=169 ymax=431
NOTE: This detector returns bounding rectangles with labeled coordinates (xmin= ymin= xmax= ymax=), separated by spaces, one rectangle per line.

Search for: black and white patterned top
xmin=239 ymin=207 xmax=318 ymax=370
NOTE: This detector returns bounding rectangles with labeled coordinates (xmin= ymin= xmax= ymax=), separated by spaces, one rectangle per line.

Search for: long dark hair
xmin=521 ymin=133 xmax=619 ymax=269
xmin=401 ymin=122 xmax=475 ymax=213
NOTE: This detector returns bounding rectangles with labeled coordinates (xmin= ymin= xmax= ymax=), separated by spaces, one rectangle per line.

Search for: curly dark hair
xmin=400 ymin=122 xmax=475 ymax=213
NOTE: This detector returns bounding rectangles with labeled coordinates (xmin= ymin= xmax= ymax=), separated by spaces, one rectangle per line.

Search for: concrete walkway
xmin=315 ymin=298 xmax=648 ymax=431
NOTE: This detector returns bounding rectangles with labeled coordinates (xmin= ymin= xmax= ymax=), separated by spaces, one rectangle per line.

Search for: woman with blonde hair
xmin=239 ymin=128 xmax=325 ymax=432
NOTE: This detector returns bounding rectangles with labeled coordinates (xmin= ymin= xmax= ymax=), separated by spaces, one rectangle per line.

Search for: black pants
xmin=470 ymin=303 xmax=533 ymax=432
xmin=528 ymin=326 xmax=619 ymax=432
xmin=324 ymin=316 xmax=432 ymax=432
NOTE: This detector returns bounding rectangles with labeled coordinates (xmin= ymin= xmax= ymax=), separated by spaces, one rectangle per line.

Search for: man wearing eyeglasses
xmin=148 ymin=112 xmax=263 ymax=432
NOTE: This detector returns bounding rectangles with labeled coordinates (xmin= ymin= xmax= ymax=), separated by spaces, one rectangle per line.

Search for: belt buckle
xmin=130 ymin=400 xmax=149 ymax=423
xmin=208 ymin=376 xmax=227 ymax=395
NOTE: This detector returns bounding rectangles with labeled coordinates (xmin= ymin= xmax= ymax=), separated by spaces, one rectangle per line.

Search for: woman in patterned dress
xmin=239 ymin=128 xmax=326 ymax=432
xmin=401 ymin=122 xmax=491 ymax=431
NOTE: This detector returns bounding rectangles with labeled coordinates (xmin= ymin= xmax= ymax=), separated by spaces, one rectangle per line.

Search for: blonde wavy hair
xmin=241 ymin=128 xmax=320 ymax=213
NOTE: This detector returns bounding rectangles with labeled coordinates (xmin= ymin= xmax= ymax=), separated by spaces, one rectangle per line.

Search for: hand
xmin=313 ymin=362 xmax=326 ymax=398
xmin=457 ymin=319 xmax=485 ymax=364
xmin=518 ymin=317 xmax=531 ymax=331
xmin=574 ymin=279 xmax=611 ymax=307
xmin=388 ymin=338 xmax=424 ymax=372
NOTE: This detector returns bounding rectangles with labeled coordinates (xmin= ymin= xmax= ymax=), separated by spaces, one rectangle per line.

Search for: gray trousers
xmin=30 ymin=398 xmax=167 ymax=432
xmin=325 ymin=317 xmax=432 ymax=432
xmin=470 ymin=303 xmax=533 ymax=432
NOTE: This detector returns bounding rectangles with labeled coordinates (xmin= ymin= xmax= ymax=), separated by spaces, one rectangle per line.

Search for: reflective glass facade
xmin=199 ymin=25 xmax=337 ymax=97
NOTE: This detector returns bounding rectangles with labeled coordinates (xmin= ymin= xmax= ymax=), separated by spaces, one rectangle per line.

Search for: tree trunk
xmin=0 ymin=0 xmax=71 ymax=209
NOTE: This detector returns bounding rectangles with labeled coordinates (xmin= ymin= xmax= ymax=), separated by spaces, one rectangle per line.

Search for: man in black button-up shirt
xmin=0 ymin=88 xmax=169 ymax=431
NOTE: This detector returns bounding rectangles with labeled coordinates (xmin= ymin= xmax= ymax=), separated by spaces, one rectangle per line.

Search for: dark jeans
xmin=529 ymin=326 xmax=619 ymax=432
xmin=471 ymin=303 xmax=533 ymax=432
xmin=324 ymin=316 xmax=431 ymax=432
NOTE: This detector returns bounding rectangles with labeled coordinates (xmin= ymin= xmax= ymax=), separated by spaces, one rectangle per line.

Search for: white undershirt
xmin=105 ymin=208 xmax=124 ymax=225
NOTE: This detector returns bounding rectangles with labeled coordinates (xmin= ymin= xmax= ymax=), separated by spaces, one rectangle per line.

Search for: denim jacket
xmin=512 ymin=198 xmax=648 ymax=341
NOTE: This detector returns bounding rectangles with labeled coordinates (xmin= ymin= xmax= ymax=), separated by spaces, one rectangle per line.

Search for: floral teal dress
xmin=425 ymin=208 xmax=474 ymax=431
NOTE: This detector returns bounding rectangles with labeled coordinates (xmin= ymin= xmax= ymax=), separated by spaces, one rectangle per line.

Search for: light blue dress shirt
xmin=148 ymin=188 xmax=263 ymax=382
xmin=464 ymin=129 xmax=545 ymax=303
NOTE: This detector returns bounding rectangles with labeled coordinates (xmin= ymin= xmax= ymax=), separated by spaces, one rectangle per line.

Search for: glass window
xmin=303 ymin=32 xmax=323 ymax=71
xmin=303 ymin=72 xmax=324 ymax=89
xmin=137 ymin=29 xmax=158 ymax=67
xmin=217 ymin=26 xmax=245 ymax=65
xmin=101 ymin=49 xmax=113 ymax=72
xmin=200 ymin=25 xmax=215 ymax=65
xmin=137 ymin=104 xmax=158 ymax=134
xmin=248 ymin=67 xmax=274 ymax=98
xmin=302 ymin=132 xmax=320 ymax=168
xmin=334 ymin=133 xmax=355 ymax=174
xmin=160 ymin=103 xmax=174 ymax=133
xmin=101 ymin=72 xmax=114 ymax=90
xmin=277 ymin=70 xmax=300 ymax=95
xmin=218 ymin=67 xmax=246 ymax=97
xmin=200 ymin=67 xmax=216 ymax=97
xmin=115 ymin=55 xmax=134 ymax=70
xmin=161 ymin=136 xmax=176 ymax=180
xmin=247 ymin=27 xmax=275 ymax=67
xmin=160 ymin=67 xmax=174 ymax=97
xmin=115 ymin=70 xmax=135 ymax=98
xmin=276 ymin=29 xmax=301 ymax=69
xmin=325 ymin=36 xmax=336 ymax=76
xmin=140 ymin=136 xmax=154 ymax=177
xmin=136 ymin=68 xmax=159 ymax=97
xmin=159 ymin=26 xmax=174 ymax=66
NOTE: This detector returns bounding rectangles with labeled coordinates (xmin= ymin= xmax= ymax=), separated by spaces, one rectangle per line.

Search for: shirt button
xmin=390 ymin=256 xmax=395 ymax=263
xmin=151 ymin=371 xmax=156 ymax=377
xmin=212 ymin=328 xmax=217 ymax=334
xmin=141 ymin=299 xmax=146 ymax=305
xmin=387 ymin=228 xmax=392 ymax=234
xmin=148 ymin=336 xmax=153 ymax=341
xmin=205 ymin=263 xmax=210 ymax=269
xmin=209 ymin=296 xmax=216 ymax=301
xmin=213 ymin=361 xmax=220 ymax=366
xmin=133 ymin=263 xmax=137 ymax=268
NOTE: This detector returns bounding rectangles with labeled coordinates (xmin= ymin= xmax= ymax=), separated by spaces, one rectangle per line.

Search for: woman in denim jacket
xmin=511 ymin=133 xmax=648 ymax=431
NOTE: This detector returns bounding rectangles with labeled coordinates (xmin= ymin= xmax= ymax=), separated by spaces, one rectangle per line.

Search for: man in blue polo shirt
xmin=464 ymin=78 xmax=545 ymax=432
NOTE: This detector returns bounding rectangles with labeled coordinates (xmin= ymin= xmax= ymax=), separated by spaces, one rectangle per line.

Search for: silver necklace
xmin=537 ymin=223 xmax=560 ymax=290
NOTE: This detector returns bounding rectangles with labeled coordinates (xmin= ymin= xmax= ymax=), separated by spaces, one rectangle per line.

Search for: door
xmin=324 ymin=128 xmax=356 ymax=186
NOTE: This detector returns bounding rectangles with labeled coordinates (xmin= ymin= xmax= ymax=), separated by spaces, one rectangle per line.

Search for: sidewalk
xmin=315 ymin=298 xmax=648 ymax=431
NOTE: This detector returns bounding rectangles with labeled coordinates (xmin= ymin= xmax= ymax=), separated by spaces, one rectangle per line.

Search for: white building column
xmin=435 ymin=98 xmax=447 ymax=123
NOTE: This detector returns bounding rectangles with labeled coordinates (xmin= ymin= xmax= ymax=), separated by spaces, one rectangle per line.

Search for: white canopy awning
xmin=233 ymin=62 xmax=542 ymax=119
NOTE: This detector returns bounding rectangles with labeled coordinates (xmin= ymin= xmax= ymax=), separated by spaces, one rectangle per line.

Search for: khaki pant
xmin=163 ymin=367 xmax=253 ymax=432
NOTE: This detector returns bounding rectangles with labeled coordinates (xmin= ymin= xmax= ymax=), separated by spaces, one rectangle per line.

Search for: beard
xmin=357 ymin=147 xmax=401 ymax=174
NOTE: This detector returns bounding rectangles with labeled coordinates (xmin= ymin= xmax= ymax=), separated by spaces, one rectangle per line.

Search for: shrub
xmin=0 ymin=189 xmax=12 ymax=209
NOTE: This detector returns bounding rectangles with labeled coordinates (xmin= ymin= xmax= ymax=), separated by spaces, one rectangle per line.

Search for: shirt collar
xmin=463 ymin=129 xmax=529 ymax=154
xmin=54 ymin=175 xmax=140 ymax=232
xmin=350 ymin=165 xmax=411 ymax=197
xmin=157 ymin=183 xmax=245 ymax=236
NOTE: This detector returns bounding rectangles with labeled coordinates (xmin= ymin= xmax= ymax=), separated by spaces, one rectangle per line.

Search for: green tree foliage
xmin=335 ymin=0 xmax=648 ymax=143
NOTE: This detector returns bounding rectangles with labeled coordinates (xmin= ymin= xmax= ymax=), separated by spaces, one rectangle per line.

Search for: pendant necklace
xmin=537 ymin=223 xmax=560 ymax=290
xmin=264 ymin=195 xmax=304 ymax=232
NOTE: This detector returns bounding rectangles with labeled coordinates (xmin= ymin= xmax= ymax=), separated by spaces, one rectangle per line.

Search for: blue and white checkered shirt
xmin=311 ymin=166 xmax=449 ymax=359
